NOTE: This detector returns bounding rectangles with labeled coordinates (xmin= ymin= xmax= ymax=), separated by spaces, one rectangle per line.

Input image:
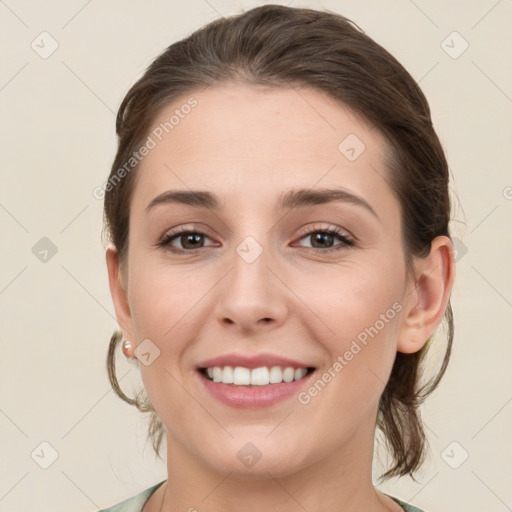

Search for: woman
xmin=101 ymin=4 xmax=455 ymax=511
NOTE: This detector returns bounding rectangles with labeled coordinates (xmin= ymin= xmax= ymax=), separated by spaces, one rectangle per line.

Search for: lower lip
xmin=198 ymin=370 xmax=315 ymax=408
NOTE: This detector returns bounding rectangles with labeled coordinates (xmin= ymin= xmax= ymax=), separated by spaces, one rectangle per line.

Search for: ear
xmin=106 ymin=244 xmax=135 ymax=354
xmin=397 ymin=235 xmax=456 ymax=354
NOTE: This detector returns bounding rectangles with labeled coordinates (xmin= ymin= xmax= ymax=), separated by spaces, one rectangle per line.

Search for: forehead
xmin=131 ymin=83 xmax=396 ymax=218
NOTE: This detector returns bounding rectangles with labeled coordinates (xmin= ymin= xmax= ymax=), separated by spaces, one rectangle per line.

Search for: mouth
xmin=196 ymin=365 xmax=317 ymax=408
xmin=198 ymin=365 xmax=316 ymax=386
xmin=195 ymin=352 xmax=318 ymax=408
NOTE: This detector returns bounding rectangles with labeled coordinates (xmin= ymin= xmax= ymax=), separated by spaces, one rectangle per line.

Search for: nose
xmin=214 ymin=241 xmax=289 ymax=334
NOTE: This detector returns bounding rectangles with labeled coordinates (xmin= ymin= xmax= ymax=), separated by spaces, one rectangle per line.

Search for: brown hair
xmin=103 ymin=4 xmax=454 ymax=480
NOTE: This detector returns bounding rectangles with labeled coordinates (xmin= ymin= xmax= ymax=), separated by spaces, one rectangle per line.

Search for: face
xmin=116 ymin=83 xmax=415 ymax=478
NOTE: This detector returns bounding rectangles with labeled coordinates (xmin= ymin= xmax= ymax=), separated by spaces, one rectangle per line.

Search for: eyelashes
xmin=292 ymin=226 xmax=354 ymax=253
xmin=158 ymin=228 xmax=217 ymax=252
xmin=157 ymin=224 xmax=355 ymax=254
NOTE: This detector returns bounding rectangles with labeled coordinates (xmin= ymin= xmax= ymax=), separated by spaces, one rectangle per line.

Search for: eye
xmin=294 ymin=224 xmax=354 ymax=253
xmin=158 ymin=228 xmax=216 ymax=252
xmin=157 ymin=224 xmax=354 ymax=254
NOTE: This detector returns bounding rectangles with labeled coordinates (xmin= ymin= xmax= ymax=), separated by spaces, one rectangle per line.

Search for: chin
xmin=200 ymin=439 xmax=310 ymax=480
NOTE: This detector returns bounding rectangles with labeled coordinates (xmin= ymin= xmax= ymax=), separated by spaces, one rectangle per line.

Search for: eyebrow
xmin=144 ymin=187 xmax=379 ymax=219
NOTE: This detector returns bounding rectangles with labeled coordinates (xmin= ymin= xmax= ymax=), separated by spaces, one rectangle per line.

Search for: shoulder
xmin=99 ymin=485 xmax=426 ymax=512
xmin=388 ymin=494 xmax=429 ymax=512
xmin=100 ymin=481 xmax=165 ymax=512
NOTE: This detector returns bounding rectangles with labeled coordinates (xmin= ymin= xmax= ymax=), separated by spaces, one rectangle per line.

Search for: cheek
xmin=301 ymin=259 xmax=403 ymax=380
xmin=128 ymin=257 xmax=207 ymax=339
xmin=302 ymin=257 xmax=402 ymax=331
xmin=293 ymin=270 xmax=403 ymax=434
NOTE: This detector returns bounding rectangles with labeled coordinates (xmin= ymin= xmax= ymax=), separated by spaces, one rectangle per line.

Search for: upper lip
xmin=197 ymin=353 xmax=314 ymax=370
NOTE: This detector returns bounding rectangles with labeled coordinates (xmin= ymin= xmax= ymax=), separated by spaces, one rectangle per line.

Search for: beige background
xmin=1 ymin=1 xmax=511 ymax=511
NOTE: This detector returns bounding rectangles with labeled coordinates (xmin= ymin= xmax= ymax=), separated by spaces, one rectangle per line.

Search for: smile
xmin=197 ymin=365 xmax=317 ymax=408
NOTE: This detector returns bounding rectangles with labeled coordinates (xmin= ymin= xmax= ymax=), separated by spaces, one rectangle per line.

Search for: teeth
xmin=269 ymin=366 xmax=283 ymax=384
xmin=203 ymin=365 xmax=310 ymax=385
xmin=212 ymin=367 xmax=222 ymax=383
xmin=233 ymin=366 xmax=251 ymax=385
xmin=250 ymin=367 xmax=269 ymax=386
xmin=282 ymin=367 xmax=295 ymax=383
xmin=221 ymin=366 xmax=234 ymax=384
xmin=294 ymin=368 xmax=307 ymax=380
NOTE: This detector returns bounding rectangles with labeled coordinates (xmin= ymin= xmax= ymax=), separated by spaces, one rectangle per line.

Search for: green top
xmin=100 ymin=481 xmax=428 ymax=511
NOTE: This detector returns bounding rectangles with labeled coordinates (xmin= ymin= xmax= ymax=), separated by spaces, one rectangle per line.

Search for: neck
xmin=147 ymin=414 xmax=401 ymax=512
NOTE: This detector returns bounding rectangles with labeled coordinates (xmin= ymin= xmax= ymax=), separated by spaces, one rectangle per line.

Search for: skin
xmin=106 ymin=83 xmax=455 ymax=512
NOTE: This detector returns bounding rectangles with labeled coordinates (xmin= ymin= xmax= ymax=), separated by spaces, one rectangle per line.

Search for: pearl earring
xmin=122 ymin=339 xmax=134 ymax=359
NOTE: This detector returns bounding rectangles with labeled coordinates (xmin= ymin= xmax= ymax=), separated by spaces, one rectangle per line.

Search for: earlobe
xmin=106 ymin=245 xmax=134 ymax=342
xmin=397 ymin=235 xmax=456 ymax=354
